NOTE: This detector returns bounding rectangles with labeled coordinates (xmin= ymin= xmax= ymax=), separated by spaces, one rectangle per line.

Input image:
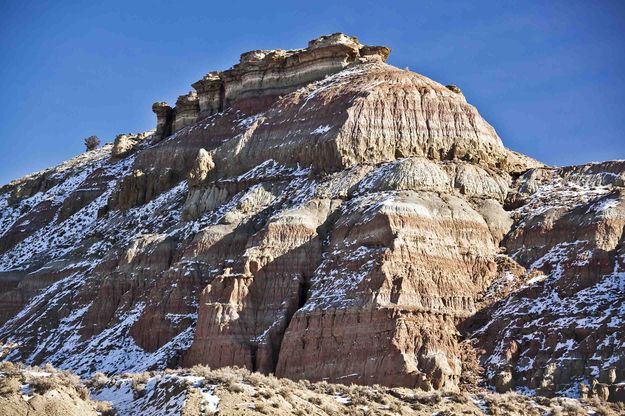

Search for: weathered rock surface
xmin=151 ymin=102 xmax=173 ymax=142
xmin=464 ymin=161 xmax=625 ymax=399
xmin=190 ymin=33 xmax=390 ymax=117
xmin=111 ymin=132 xmax=149 ymax=159
xmin=173 ymin=92 xmax=200 ymax=132
xmin=0 ymin=33 xmax=622 ymax=404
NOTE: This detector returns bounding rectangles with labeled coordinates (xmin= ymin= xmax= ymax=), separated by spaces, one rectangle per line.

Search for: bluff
xmin=0 ymin=33 xmax=623 ymax=401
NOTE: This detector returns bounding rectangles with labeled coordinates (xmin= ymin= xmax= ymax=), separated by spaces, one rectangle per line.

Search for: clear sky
xmin=1 ymin=0 xmax=624 ymax=184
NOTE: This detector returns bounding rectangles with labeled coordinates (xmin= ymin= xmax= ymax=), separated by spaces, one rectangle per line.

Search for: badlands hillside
xmin=0 ymin=33 xmax=624 ymax=414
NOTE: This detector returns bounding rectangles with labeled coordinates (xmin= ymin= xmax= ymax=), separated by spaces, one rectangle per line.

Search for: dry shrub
xmin=41 ymin=363 xmax=56 ymax=373
xmin=93 ymin=400 xmax=115 ymax=416
xmin=351 ymin=394 xmax=369 ymax=407
xmin=188 ymin=365 xmax=212 ymax=379
xmin=447 ymin=390 xmax=470 ymax=404
xmin=228 ymin=382 xmax=245 ymax=393
xmin=77 ymin=385 xmax=90 ymax=400
xmin=84 ymin=135 xmax=100 ymax=151
xmin=130 ymin=372 xmax=149 ymax=391
xmin=387 ymin=401 xmax=403 ymax=413
xmin=0 ymin=376 xmax=21 ymax=395
xmin=228 ymin=366 xmax=251 ymax=377
xmin=307 ymin=395 xmax=323 ymax=406
xmin=133 ymin=383 xmax=147 ymax=397
xmin=262 ymin=373 xmax=281 ymax=390
xmin=585 ymin=397 xmax=625 ymax=416
xmin=311 ymin=380 xmax=328 ymax=393
xmin=298 ymin=379 xmax=312 ymax=389
xmin=29 ymin=376 xmax=56 ymax=394
xmin=0 ymin=361 xmax=23 ymax=376
xmin=89 ymin=372 xmax=110 ymax=389
xmin=280 ymin=377 xmax=298 ymax=390
xmin=277 ymin=386 xmax=293 ymax=400
xmin=528 ymin=396 xmax=548 ymax=408
xmin=206 ymin=366 xmax=245 ymax=386
xmin=560 ymin=400 xmax=586 ymax=416
xmin=245 ymin=372 xmax=266 ymax=387
xmin=255 ymin=402 xmax=269 ymax=414
xmin=413 ymin=391 xmax=442 ymax=406
xmin=486 ymin=393 xmax=543 ymax=416
xmin=593 ymin=404 xmax=617 ymax=416
xmin=325 ymin=383 xmax=338 ymax=395
xmin=373 ymin=392 xmax=388 ymax=405
xmin=259 ymin=388 xmax=274 ymax=399
xmin=128 ymin=372 xmax=150 ymax=398
xmin=321 ymin=404 xmax=337 ymax=414
xmin=57 ymin=370 xmax=80 ymax=388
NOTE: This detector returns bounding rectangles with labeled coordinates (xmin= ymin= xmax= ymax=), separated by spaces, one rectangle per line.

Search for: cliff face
xmin=0 ymin=34 xmax=622 ymax=401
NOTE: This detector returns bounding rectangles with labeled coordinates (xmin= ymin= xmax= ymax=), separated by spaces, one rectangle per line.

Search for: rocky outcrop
xmin=151 ymin=102 xmax=173 ymax=142
xmin=275 ymin=188 xmax=498 ymax=389
xmin=0 ymin=33 xmax=622 ymax=402
xmin=192 ymin=72 xmax=223 ymax=116
xmin=187 ymin=149 xmax=215 ymax=187
xmin=111 ymin=132 xmax=148 ymax=159
xmin=465 ymin=161 xmax=625 ymax=398
xmin=173 ymin=92 xmax=200 ymax=132
xmin=210 ymin=33 xmax=388 ymax=112
xmin=203 ymin=62 xmax=517 ymax=179
xmin=110 ymin=33 xmax=538 ymax=212
xmin=158 ymin=33 xmax=391 ymax=139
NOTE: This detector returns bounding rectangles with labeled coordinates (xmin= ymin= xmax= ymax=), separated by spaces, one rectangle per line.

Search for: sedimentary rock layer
xmin=465 ymin=162 xmax=625 ymax=399
xmin=0 ymin=33 xmax=622 ymax=402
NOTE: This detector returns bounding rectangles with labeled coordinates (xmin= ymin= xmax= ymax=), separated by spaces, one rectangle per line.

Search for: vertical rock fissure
xmin=250 ymin=344 xmax=258 ymax=372
xmin=297 ymin=278 xmax=309 ymax=309
xmin=270 ymin=203 xmax=344 ymax=373
xmin=266 ymin=275 xmax=310 ymax=374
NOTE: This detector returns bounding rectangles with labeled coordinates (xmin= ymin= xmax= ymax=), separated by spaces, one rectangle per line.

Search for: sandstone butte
xmin=0 ymin=33 xmax=623 ymax=406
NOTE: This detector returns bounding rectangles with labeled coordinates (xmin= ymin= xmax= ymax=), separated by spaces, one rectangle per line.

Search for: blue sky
xmin=0 ymin=0 xmax=624 ymax=184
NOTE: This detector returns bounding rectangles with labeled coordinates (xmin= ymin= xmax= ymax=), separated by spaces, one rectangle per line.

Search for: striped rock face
xmin=0 ymin=34 xmax=622 ymax=400
xmin=465 ymin=162 xmax=625 ymax=397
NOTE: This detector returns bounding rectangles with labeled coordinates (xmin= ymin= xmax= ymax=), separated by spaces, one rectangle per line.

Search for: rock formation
xmin=0 ymin=33 xmax=622 ymax=404
xmin=463 ymin=161 xmax=625 ymax=398
xmin=173 ymin=91 xmax=200 ymax=132
xmin=111 ymin=132 xmax=149 ymax=159
xmin=151 ymin=102 xmax=173 ymax=142
xmin=193 ymin=33 xmax=389 ymax=115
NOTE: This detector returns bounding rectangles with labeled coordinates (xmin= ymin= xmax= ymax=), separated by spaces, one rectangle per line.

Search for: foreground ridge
xmin=2 ymin=362 xmax=622 ymax=415
xmin=0 ymin=33 xmax=623 ymax=410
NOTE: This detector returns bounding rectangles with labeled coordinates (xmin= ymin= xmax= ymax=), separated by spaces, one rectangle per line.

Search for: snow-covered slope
xmin=466 ymin=162 xmax=625 ymax=400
